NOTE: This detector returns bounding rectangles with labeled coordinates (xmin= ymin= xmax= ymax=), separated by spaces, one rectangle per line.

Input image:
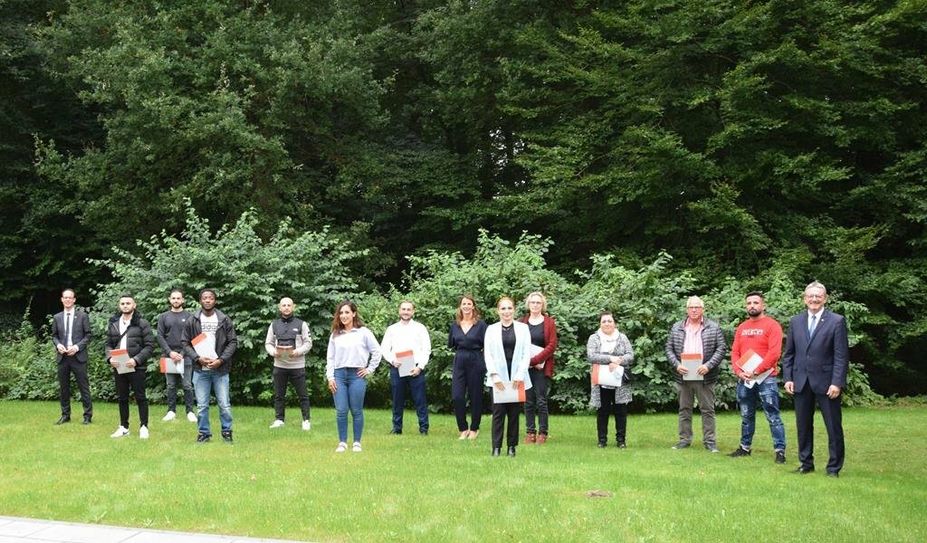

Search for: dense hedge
xmin=0 ymin=211 xmax=882 ymax=412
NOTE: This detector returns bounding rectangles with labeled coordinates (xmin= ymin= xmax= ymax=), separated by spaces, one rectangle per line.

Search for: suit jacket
xmin=782 ymin=309 xmax=849 ymax=394
xmin=51 ymin=309 xmax=92 ymax=363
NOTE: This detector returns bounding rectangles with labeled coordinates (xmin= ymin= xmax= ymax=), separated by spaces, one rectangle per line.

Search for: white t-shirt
xmin=199 ymin=313 xmax=220 ymax=362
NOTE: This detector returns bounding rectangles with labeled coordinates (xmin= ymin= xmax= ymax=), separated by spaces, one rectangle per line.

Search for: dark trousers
xmin=596 ymin=388 xmax=628 ymax=445
xmin=273 ymin=367 xmax=311 ymax=421
xmin=452 ymin=357 xmax=486 ymax=431
xmin=390 ymin=367 xmax=429 ymax=432
xmin=165 ymin=361 xmax=194 ymax=413
xmin=794 ymin=383 xmax=845 ymax=474
xmin=57 ymin=356 xmax=92 ymax=418
xmin=491 ymin=401 xmax=521 ymax=449
xmin=525 ymin=368 xmax=550 ymax=435
xmin=114 ymin=369 xmax=148 ymax=428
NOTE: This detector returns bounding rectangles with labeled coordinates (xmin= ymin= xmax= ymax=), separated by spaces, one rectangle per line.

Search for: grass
xmin=0 ymin=400 xmax=925 ymax=542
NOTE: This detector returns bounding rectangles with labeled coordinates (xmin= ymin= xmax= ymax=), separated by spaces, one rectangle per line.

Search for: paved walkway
xmin=0 ymin=517 xmax=308 ymax=543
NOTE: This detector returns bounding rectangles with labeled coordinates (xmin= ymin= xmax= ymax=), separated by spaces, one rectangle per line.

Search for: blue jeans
xmin=737 ymin=379 xmax=786 ymax=451
xmin=390 ymin=367 xmax=429 ymax=432
xmin=193 ymin=371 xmax=232 ymax=437
xmin=333 ymin=368 xmax=367 ymax=443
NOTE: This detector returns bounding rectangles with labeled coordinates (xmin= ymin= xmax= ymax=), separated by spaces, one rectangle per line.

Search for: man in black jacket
xmin=105 ymin=295 xmax=155 ymax=439
xmin=182 ymin=288 xmax=238 ymax=443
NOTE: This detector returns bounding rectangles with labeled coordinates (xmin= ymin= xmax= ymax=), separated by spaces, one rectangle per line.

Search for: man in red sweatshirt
xmin=728 ymin=291 xmax=787 ymax=464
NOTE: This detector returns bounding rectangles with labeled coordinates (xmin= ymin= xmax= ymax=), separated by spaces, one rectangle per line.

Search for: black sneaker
xmin=196 ymin=433 xmax=210 ymax=443
xmin=671 ymin=441 xmax=690 ymax=449
xmin=728 ymin=447 xmax=751 ymax=457
xmin=704 ymin=443 xmax=720 ymax=453
xmin=775 ymin=450 xmax=786 ymax=464
xmin=221 ymin=430 xmax=233 ymax=443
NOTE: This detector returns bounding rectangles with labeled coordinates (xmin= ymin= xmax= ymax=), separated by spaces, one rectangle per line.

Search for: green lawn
xmin=0 ymin=400 xmax=924 ymax=542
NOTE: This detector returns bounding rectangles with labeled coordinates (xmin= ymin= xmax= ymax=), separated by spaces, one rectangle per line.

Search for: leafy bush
xmin=2 ymin=227 xmax=882 ymax=412
xmin=88 ymin=201 xmax=367 ymax=403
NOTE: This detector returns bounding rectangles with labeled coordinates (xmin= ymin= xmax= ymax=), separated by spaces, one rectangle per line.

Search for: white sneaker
xmin=352 ymin=441 xmax=362 ymax=453
xmin=162 ymin=411 xmax=176 ymax=422
xmin=110 ymin=426 xmax=129 ymax=438
xmin=186 ymin=411 xmax=197 ymax=422
xmin=139 ymin=426 xmax=149 ymax=439
xmin=335 ymin=442 xmax=347 ymax=453
xmin=270 ymin=419 xmax=285 ymax=429
xmin=302 ymin=420 xmax=311 ymax=431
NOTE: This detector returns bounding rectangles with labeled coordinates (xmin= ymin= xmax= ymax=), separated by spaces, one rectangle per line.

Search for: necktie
xmin=64 ymin=313 xmax=71 ymax=347
xmin=808 ymin=314 xmax=817 ymax=336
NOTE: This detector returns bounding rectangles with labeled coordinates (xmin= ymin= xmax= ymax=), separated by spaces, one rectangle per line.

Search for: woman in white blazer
xmin=484 ymin=296 xmax=532 ymax=457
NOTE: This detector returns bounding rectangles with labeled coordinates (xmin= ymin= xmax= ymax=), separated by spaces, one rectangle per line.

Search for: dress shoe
xmin=597 ymin=441 xmax=607 ymax=448
xmin=794 ymin=466 xmax=815 ymax=474
xmin=507 ymin=446 xmax=516 ymax=457
xmin=82 ymin=416 xmax=92 ymax=425
xmin=389 ymin=428 xmax=402 ymax=435
xmin=55 ymin=415 xmax=70 ymax=425
xmin=826 ymin=471 xmax=839 ymax=478
xmin=491 ymin=447 xmax=501 ymax=457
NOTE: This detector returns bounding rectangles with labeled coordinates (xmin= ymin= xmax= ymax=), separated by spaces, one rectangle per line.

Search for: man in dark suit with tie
xmin=782 ymin=281 xmax=849 ymax=477
xmin=51 ymin=288 xmax=93 ymax=424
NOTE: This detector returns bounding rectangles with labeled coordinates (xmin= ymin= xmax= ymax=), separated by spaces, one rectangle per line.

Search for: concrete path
xmin=0 ymin=517 xmax=308 ymax=543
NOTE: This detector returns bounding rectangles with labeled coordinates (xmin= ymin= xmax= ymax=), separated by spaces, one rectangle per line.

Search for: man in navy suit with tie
xmin=51 ymin=288 xmax=93 ymax=424
xmin=782 ymin=281 xmax=849 ymax=477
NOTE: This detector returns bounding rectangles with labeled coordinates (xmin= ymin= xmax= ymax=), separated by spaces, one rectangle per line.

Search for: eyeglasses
xmin=686 ymin=306 xmax=703 ymax=310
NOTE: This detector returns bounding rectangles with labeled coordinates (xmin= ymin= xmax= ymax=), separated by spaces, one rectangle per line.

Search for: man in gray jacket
xmin=265 ymin=297 xmax=313 ymax=430
xmin=665 ymin=296 xmax=728 ymax=452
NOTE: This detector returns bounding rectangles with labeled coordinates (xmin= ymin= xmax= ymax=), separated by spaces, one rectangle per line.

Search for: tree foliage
xmin=0 ymin=0 xmax=924 ymax=394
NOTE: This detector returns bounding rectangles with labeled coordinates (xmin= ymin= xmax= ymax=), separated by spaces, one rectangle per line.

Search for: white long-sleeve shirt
xmin=380 ymin=319 xmax=432 ymax=370
xmin=325 ymin=327 xmax=381 ymax=380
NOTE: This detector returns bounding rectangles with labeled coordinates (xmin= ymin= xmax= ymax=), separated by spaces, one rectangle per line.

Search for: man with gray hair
xmin=665 ymin=296 xmax=728 ymax=452
xmin=782 ymin=281 xmax=848 ymax=477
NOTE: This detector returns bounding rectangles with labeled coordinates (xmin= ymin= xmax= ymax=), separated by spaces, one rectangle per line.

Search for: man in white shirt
xmin=51 ymin=288 xmax=93 ymax=424
xmin=381 ymin=301 xmax=432 ymax=435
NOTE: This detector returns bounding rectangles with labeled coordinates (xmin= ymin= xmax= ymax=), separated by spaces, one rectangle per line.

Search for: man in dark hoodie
xmin=105 ymin=294 xmax=155 ymax=439
xmin=182 ymin=288 xmax=238 ymax=443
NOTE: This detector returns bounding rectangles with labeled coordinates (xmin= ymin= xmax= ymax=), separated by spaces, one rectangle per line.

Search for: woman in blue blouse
xmin=448 ymin=295 xmax=487 ymax=440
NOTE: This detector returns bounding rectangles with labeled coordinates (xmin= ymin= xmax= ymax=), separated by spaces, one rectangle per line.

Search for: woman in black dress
xmin=448 ymin=294 xmax=488 ymax=439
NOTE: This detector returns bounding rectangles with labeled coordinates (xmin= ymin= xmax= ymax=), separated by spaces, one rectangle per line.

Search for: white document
xmin=110 ymin=349 xmax=135 ymax=374
xmin=395 ymin=350 xmax=415 ymax=377
xmin=681 ymin=354 xmax=704 ymax=381
xmin=159 ymin=357 xmax=184 ymax=374
xmin=191 ymin=333 xmax=218 ymax=359
xmin=591 ymin=364 xmax=624 ymax=388
xmin=529 ymin=343 xmax=545 ymax=371
xmin=738 ymin=350 xmax=773 ymax=389
xmin=492 ymin=381 xmax=526 ymax=404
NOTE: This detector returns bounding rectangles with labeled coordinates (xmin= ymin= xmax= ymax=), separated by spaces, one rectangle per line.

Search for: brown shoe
xmin=525 ymin=432 xmax=536 ymax=444
xmin=536 ymin=433 xmax=548 ymax=444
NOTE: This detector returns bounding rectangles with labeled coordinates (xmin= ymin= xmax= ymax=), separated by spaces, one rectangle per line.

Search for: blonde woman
xmin=519 ymin=291 xmax=558 ymax=443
